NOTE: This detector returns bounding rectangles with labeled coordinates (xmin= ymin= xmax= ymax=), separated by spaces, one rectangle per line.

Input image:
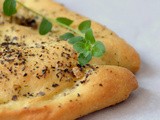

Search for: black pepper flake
xmin=56 ymin=73 xmax=60 ymax=78
xmin=42 ymin=69 xmax=47 ymax=75
xmin=36 ymin=74 xmax=40 ymax=79
xmin=64 ymin=69 xmax=69 ymax=73
xmin=61 ymin=52 xmax=71 ymax=59
xmin=77 ymin=93 xmax=80 ymax=97
xmin=39 ymin=54 xmax=42 ymax=57
xmin=99 ymin=84 xmax=103 ymax=87
xmin=23 ymin=73 xmax=28 ymax=77
xmin=14 ymin=62 xmax=18 ymax=66
xmin=8 ymin=67 xmax=13 ymax=73
xmin=52 ymin=83 xmax=59 ymax=88
xmin=12 ymin=95 xmax=18 ymax=101
xmin=42 ymin=46 xmax=45 ymax=49
xmin=17 ymin=52 xmax=22 ymax=59
xmin=76 ymin=64 xmax=83 ymax=71
xmin=23 ymin=94 xmax=27 ymax=97
xmin=57 ymin=61 xmax=64 ymax=67
xmin=28 ymin=92 xmax=34 ymax=97
xmin=80 ymin=80 xmax=86 ymax=84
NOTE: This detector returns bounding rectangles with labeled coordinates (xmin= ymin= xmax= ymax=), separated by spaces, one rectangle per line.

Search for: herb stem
xmin=16 ymin=0 xmax=84 ymax=37
xmin=16 ymin=1 xmax=44 ymax=18
xmin=51 ymin=19 xmax=84 ymax=37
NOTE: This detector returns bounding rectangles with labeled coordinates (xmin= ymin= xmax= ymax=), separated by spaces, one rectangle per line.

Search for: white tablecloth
xmin=55 ymin=0 xmax=160 ymax=119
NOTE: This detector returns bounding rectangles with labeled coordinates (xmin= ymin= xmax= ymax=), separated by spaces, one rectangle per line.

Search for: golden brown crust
xmin=0 ymin=66 xmax=138 ymax=120
xmin=0 ymin=0 xmax=140 ymax=73
xmin=0 ymin=0 xmax=139 ymax=119
xmin=0 ymin=22 xmax=138 ymax=119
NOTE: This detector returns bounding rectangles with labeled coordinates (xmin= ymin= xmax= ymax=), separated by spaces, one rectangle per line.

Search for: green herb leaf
xmin=56 ymin=17 xmax=73 ymax=26
xmin=85 ymin=29 xmax=95 ymax=44
xmin=78 ymin=20 xmax=91 ymax=33
xmin=73 ymin=42 xmax=86 ymax=53
xmin=60 ymin=32 xmax=74 ymax=40
xmin=92 ymin=41 xmax=106 ymax=57
xmin=78 ymin=52 xmax=92 ymax=66
xmin=39 ymin=18 xmax=52 ymax=35
xmin=83 ymin=51 xmax=91 ymax=57
xmin=84 ymin=41 xmax=92 ymax=51
xmin=68 ymin=36 xmax=84 ymax=45
xmin=3 ymin=0 xmax=17 ymax=16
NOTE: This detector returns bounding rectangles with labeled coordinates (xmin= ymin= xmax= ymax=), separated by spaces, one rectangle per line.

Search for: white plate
xmin=55 ymin=0 xmax=160 ymax=119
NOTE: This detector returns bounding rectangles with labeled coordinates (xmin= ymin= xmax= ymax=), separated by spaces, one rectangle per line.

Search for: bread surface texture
xmin=0 ymin=64 xmax=138 ymax=120
xmin=0 ymin=0 xmax=138 ymax=120
xmin=0 ymin=0 xmax=140 ymax=73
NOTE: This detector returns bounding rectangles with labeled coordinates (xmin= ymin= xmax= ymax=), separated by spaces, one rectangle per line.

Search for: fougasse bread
xmin=0 ymin=0 xmax=139 ymax=120
xmin=0 ymin=0 xmax=140 ymax=73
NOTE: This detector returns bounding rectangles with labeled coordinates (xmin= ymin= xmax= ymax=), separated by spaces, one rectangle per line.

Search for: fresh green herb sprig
xmin=60 ymin=20 xmax=105 ymax=66
xmin=3 ymin=0 xmax=106 ymax=66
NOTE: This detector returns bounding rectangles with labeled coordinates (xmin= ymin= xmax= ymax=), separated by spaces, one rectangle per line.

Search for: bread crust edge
xmin=0 ymin=66 xmax=138 ymax=120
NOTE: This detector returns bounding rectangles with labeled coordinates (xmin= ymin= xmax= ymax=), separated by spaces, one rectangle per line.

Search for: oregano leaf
xmin=92 ymin=41 xmax=106 ymax=57
xmin=73 ymin=42 xmax=86 ymax=53
xmin=60 ymin=32 xmax=74 ymax=40
xmin=56 ymin=17 xmax=73 ymax=26
xmin=39 ymin=18 xmax=52 ymax=35
xmin=68 ymin=36 xmax=84 ymax=45
xmin=78 ymin=20 xmax=91 ymax=33
xmin=85 ymin=28 xmax=95 ymax=44
xmin=78 ymin=52 xmax=92 ymax=66
xmin=83 ymin=51 xmax=91 ymax=57
xmin=3 ymin=0 xmax=17 ymax=16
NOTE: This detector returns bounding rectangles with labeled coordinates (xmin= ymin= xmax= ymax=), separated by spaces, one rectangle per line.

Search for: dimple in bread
xmin=0 ymin=1 xmax=139 ymax=120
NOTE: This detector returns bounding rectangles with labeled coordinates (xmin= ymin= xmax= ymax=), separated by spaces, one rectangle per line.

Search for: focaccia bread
xmin=0 ymin=0 xmax=140 ymax=73
xmin=0 ymin=0 xmax=139 ymax=120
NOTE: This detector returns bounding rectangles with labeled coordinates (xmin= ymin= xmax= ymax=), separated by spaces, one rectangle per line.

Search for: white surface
xmin=55 ymin=0 xmax=160 ymax=120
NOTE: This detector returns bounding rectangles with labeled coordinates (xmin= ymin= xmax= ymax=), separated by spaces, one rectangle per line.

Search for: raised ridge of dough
xmin=0 ymin=65 xmax=138 ymax=120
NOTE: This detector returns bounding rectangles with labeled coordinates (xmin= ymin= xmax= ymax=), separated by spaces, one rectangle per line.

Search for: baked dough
xmin=0 ymin=0 xmax=139 ymax=120
xmin=0 ymin=0 xmax=140 ymax=73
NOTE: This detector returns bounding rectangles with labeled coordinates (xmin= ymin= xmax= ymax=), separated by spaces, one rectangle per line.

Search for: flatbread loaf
xmin=0 ymin=0 xmax=139 ymax=120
